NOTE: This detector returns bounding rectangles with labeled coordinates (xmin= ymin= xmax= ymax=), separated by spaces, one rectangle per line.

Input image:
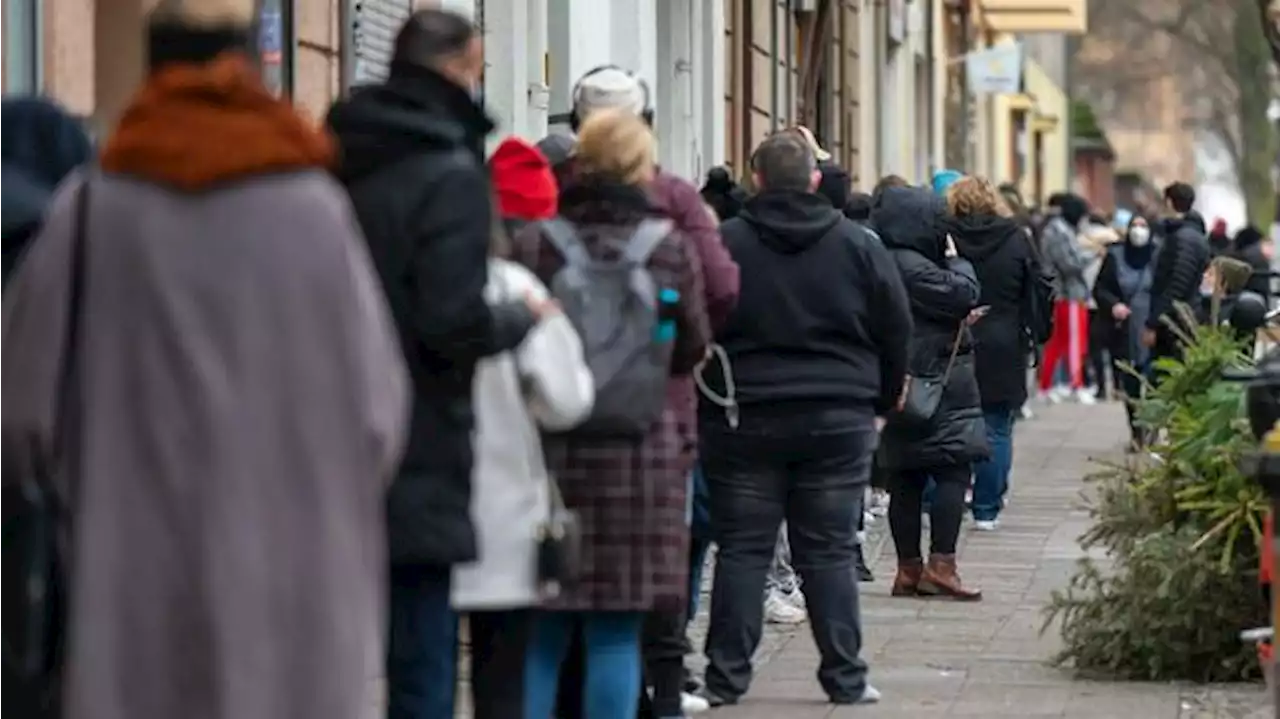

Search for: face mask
xmin=1129 ymin=226 xmax=1151 ymax=247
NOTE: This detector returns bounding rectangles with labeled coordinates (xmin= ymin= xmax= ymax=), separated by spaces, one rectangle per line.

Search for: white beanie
xmin=573 ymin=67 xmax=648 ymax=124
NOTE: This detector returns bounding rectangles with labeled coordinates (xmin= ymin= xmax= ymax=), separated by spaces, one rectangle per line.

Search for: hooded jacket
xmin=872 ymin=186 xmax=988 ymax=470
xmin=942 ymin=212 xmax=1037 ymax=407
xmin=1 ymin=98 xmax=93 ymax=286
xmin=706 ymin=189 xmax=911 ymax=417
xmin=1231 ymin=225 xmax=1270 ymax=297
xmin=327 ymin=64 xmax=537 ymax=567
xmin=1147 ymin=210 xmax=1210 ymax=333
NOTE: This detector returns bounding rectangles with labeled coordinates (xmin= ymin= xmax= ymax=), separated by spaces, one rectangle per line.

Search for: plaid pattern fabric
xmin=508 ymin=183 xmax=710 ymax=612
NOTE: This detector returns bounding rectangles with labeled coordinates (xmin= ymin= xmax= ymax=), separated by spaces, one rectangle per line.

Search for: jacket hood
xmin=327 ymin=68 xmax=495 ymax=183
xmin=1 ymin=163 xmax=51 ymax=239
xmin=1162 ymin=210 xmax=1207 ymax=238
xmin=941 ymin=213 xmax=1020 ymax=262
xmin=2 ymin=97 xmax=93 ymax=189
xmin=740 ymin=190 xmax=842 ymax=254
xmin=1235 ymin=225 xmax=1265 ymax=251
xmin=488 ymin=137 xmax=557 ymax=220
xmin=871 ymin=185 xmax=945 ymax=261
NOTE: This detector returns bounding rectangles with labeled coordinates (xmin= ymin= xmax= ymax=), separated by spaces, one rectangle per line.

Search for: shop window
xmin=258 ymin=0 xmax=293 ymax=97
xmin=4 ymin=0 xmax=41 ymax=95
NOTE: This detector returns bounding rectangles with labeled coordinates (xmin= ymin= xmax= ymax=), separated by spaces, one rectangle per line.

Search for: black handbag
xmin=893 ymin=328 xmax=964 ymax=428
xmin=3 ymin=178 xmax=91 ymax=716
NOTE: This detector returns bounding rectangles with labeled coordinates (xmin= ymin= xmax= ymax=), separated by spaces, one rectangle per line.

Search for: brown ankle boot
xmin=917 ymin=554 xmax=982 ymax=601
xmin=891 ymin=558 xmax=924 ymax=596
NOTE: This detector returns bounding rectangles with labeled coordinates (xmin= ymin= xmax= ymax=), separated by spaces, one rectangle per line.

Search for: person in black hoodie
xmin=1 ymin=98 xmax=93 ymax=288
xmin=699 ymin=131 xmax=910 ymax=707
xmin=1231 ymin=225 xmax=1272 ymax=299
xmin=326 ymin=10 xmax=546 ymax=719
xmin=1142 ymin=182 xmax=1210 ymax=364
xmin=700 ymin=165 xmax=748 ymax=221
xmin=873 ymin=185 xmax=986 ymax=602
xmin=940 ymin=177 xmax=1037 ymax=531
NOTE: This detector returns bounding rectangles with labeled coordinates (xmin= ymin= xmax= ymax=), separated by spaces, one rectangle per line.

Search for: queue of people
xmin=1 ymin=3 xmax=1264 ymax=719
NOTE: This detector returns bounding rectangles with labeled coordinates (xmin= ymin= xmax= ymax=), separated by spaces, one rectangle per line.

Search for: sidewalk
xmin=701 ymin=402 xmax=1270 ymax=719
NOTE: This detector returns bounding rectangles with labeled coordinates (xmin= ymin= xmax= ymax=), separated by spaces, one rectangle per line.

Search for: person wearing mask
xmin=510 ymin=109 xmax=711 ymax=719
xmin=698 ymin=131 xmax=910 ymax=707
xmin=1093 ymin=215 xmax=1159 ymax=450
xmin=1208 ymin=217 xmax=1233 ymax=258
xmin=700 ymin=166 xmax=748 ymax=222
xmin=1 ymin=99 xmax=94 ymax=288
xmin=2 ymin=0 xmax=410 ymax=717
xmin=1142 ymin=182 xmax=1211 ymax=364
xmin=1231 ymin=225 xmax=1272 ymax=299
xmin=550 ymin=66 xmax=739 ymax=719
xmin=940 ymin=177 xmax=1037 ymax=531
xmin=874 ymin=185 xmax=985 ymax=602
xmin=1037 ymin=193 xmax=1096 ymax=403
xmin=326 ymin=10 xmax=548 ymax=719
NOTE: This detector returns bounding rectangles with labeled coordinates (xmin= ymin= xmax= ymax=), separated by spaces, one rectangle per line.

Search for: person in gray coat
xmin=872 ymin=186 xmax=987 ymax=602
xmin=2 ymin=1 xmax=409 ymax=718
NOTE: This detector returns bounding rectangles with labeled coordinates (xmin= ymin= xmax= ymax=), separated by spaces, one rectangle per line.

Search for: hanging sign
xmin=965 ymin=42 xmax=1023 ymax=95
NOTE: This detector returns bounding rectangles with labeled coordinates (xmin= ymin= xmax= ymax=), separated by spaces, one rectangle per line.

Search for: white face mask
xmin=1129 ymin=226 xmax=1151 ymax=247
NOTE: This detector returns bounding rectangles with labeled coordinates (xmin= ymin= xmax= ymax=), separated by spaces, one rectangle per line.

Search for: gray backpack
xmin=540 ymin=217 xmax=676 ymax=438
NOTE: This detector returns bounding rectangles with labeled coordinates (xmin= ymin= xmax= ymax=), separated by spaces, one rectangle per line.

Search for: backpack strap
xmin=540 ymin=218 xmax=591 ymax=267
xmin=623 ymin=219 xmax=674 ymax=265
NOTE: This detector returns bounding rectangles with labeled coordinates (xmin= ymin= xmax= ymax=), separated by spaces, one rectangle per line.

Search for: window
xmin=258 ymin=0 xmax=293 ymax=96
xmin=4 ymin=0 xmax=41 ymax=95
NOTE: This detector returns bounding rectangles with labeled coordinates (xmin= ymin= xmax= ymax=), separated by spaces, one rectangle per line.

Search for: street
xmin=692 ymin=402 xmax=1270 ymax=719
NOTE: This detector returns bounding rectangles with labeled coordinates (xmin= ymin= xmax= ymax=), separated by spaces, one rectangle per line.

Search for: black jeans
xmin=468 ymin=610 xmax=533 ymax=719
xmin=888 ymin=463 xmax=970 ymax=561
xmin=700 ymin=407 xmax=876 ymax=703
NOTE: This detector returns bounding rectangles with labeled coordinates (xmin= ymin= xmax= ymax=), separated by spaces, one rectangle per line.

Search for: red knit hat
xmin=489 ymin=137 xmax=558 ymax=220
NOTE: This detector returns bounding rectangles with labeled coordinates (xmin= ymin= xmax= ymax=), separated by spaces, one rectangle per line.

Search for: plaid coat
xmin=509 ymin=177 xmax=711 ymax=612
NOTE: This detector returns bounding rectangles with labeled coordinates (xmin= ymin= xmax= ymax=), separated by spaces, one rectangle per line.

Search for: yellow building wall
xmin=1022 ymin=57 xmax=1069 ymax=204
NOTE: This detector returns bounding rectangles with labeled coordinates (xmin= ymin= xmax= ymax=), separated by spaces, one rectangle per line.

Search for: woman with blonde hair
xmin=941 ymin=176 xmax=1041 ymax=531
xmin=790 ymin=125 xmax=851 ymax=210
xmin=510 ymin=108 xmax=711 ymax=719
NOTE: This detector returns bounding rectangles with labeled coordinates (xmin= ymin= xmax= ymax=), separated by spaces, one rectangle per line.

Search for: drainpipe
xmin=925 ymin=0 xmax=935 ymax=176
xmin=770 ymin=0 xmax=780 ymax=130
xmin=958 ymin=0 xmax=971 ymax=171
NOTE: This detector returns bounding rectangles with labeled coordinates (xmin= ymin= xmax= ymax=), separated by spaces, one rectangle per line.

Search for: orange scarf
xmin=101 ymin=53 xmax=333 ymax=190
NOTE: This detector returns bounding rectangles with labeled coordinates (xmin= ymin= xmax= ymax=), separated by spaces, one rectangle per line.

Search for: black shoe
xmin=681 ymin=667 xmax=702 ymax=694
xmin=854 ymin=545 xmax=874 ymax=582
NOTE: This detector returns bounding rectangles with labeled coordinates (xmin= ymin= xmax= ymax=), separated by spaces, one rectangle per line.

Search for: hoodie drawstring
xmin=694 ymin=344 xmax=739 ymax=429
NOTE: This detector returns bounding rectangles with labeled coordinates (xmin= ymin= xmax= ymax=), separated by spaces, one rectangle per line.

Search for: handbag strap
xmin=939 ymin=326 xmax=965 ymax=386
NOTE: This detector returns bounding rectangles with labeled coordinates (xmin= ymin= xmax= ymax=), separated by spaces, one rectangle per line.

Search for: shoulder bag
xmin=892 ymin=328 xmax=964 ymax=428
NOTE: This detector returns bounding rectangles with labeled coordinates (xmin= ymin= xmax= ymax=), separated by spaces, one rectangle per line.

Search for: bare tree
xmin=1074 ymin=0 xmax=1277 ymax=226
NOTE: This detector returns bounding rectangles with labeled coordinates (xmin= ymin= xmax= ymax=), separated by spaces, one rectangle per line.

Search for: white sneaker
xmin=964 ymin=488 xmax=973 ymax=506
xmin=1019 ymin=403 xmax=1035 ymax=420
xmin=863 ymin=510 xmax=877 ymax=526
xmin=857 ymin=684 xmax=882 ymax=704
xmin=1040 ymin=386 xmax=1067 ymax=404
xmin=764 ymin=590 xmax=807 ymax=624
xmin=973 ymin=519 xmax=999 ymax=532
xmin=681 ymin=691 xmax=711 ymax=714
xmin=1074 ymin=389 xmax=1098 ymax=405
xmin=869 ymin=490 xmax=890 ymax=516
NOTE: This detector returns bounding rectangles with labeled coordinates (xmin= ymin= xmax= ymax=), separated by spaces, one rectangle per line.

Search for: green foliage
xmin=1071 ymin=100 xmax=1106 ymax=141
xmin=1044 ymin=316 xmax=1268 ymax=682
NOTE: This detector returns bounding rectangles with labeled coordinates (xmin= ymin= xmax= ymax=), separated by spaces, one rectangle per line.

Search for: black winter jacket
xmin=872 ymin=187 xmax=988 ymax=471
xmin=706 ymin=190 xmax=912 ymax=417
xmin=942 ymin=213 xmax=1037 ymax=408
xmin=1147 ymin=212 xmax=1210 ymax=334
xmin=327 ymin=66 xmax=537 ymax=567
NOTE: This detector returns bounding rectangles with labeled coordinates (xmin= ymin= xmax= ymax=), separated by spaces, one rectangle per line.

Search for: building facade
xmin=3 ymin=0 xmax=1084 ymax=191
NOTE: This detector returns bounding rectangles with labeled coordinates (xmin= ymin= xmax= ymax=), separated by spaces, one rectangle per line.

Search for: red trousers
xmin=1038 ymin=299 xmax=1090 ymax=391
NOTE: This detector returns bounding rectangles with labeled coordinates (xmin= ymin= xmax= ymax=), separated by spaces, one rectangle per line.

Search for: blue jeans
xmin=387 ymin=566 xmax=458 ymax=719
xmin=972 ymin=404 xmax=1015 ymax=521
xmin=525 ymin=611 xmax=645 ymax=719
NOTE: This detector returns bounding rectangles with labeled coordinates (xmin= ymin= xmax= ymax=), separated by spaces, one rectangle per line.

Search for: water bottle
xmin=655 ymin=288 xmax=680 ymax=342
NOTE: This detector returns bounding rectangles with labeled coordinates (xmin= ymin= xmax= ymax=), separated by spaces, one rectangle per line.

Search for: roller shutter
xmin=351 ymin=0 xmax=413 ymax=86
